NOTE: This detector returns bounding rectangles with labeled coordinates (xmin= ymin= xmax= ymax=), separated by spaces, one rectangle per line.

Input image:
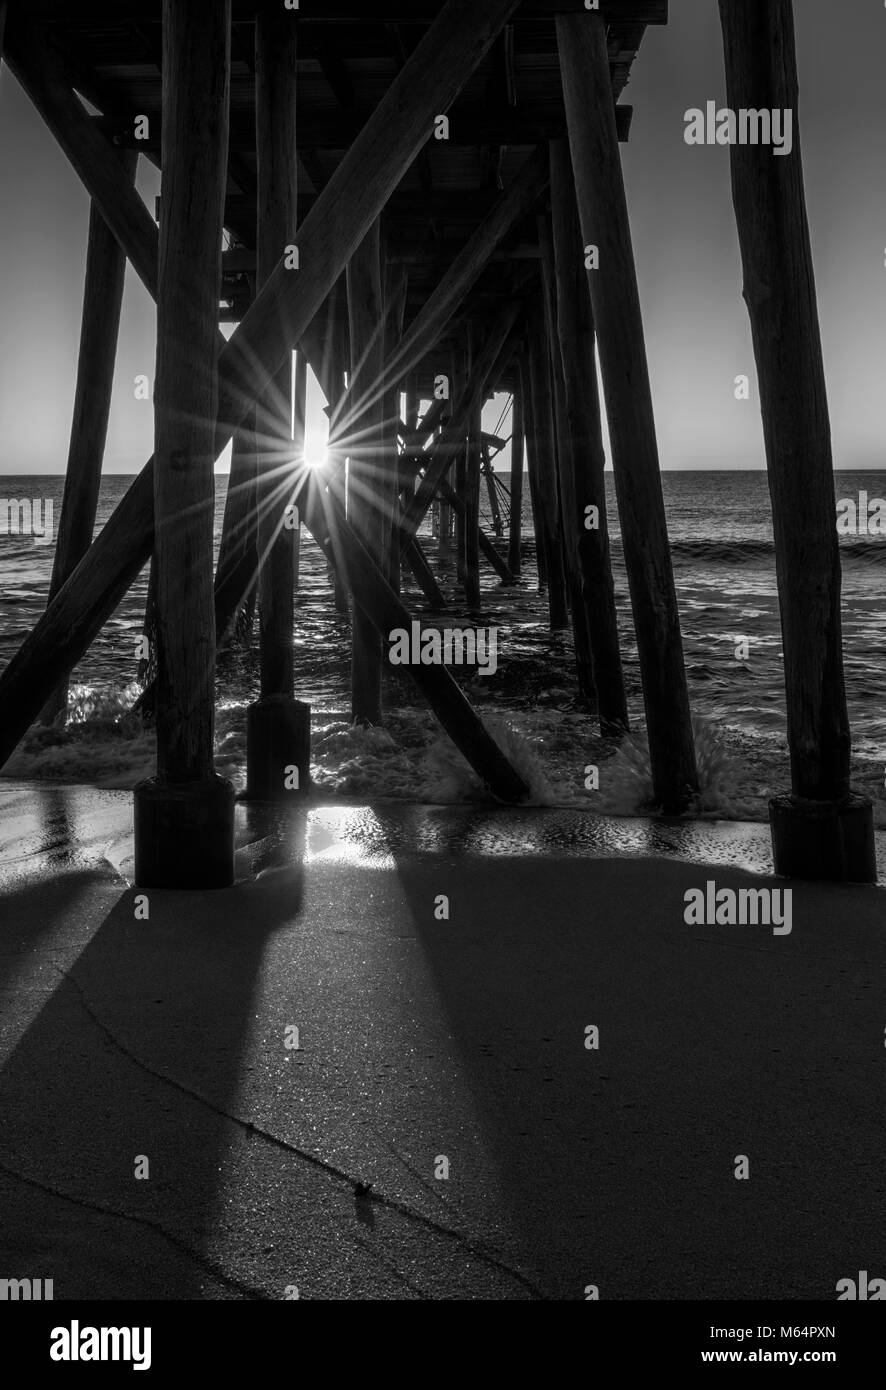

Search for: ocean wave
xmin=660 ymin=538 xmax=886 ymax=566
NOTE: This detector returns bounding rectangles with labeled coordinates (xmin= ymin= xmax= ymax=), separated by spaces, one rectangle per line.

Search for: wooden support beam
xmin=3 ymin=15 xmax=159 ymax=297
xmin=152 ymin=0 xmax=230 ymax=784
xmin=453 ymin=344 xmax=468 ymax=586
xmin=292 ymin=347 xmax=307 ymax=590
xmin=718 ymin=3 xmax=853 ymax=816
xmin=42 ymin=149 xmax=138 ymax=724
xmin=301 ymin=478 xmax=528 ymax=801
xmin=508 ymin=387 xmax=524 ymax=575
xmin=0 ymin=16 xmax=364 ymax=420
xmin=0 ymin=0 xmax=530 ymax=804
xmin=549 ymin=137 xmax=628 ymax=733
xmin=386 ymin=22 xmax=435 ymax=200
xmin=96 ymin=102 xmax=636 ymax=155
xmin=329 ymin=146 xmax=548 ymax=456
xmin=347 ymin=218 xmax=388 ymax=725
xmin=402 ymin=301 xmax=521 ymax=539
xmin=402 ymin=535 xmax=447 ymax=609
xmin=482 ymin=441 xmax=504 ymax=536
xmin=526 ymin=293 xmax=569 ymax=631
xmin=465 ymin=400 xmax=483 ymax=612
xmin=255 ymin=5 xmax=299 ymax=701
xmin=25 ymin=2 xmax=668 ymax=23
xmin=132 ymin=0 xmax=234 ymax=889
xmin=385 ymin=265 xmax=409 ymax=594
xmin=558 ymin=11 xmax=697 ymax=809
xmin=215 ymin=416 xmax=259 ymax=648
xmin=436 ymin=475 xmax=514 ymax=586
xmin=518 ymin=349 xmax=547 ymax=589
xmin=218 ymin=0 xmax=525 ymax=439
xmin=538 ymin=209 xmax=596 ymax=703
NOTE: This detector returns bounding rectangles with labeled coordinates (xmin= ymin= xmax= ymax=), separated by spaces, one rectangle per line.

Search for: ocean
xmin=1 ymin=469 xmax=885 ymax=823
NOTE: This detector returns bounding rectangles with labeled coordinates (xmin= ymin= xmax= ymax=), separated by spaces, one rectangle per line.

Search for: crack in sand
xmin=57 ymin=965 xmax=547 ymax=1299
xmin=0 ymin=1155 xmax=269 ymax=1300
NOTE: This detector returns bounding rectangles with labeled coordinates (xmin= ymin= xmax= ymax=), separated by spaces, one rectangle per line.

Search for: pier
xmin=0 ymin=0 xmax=874 ymax=880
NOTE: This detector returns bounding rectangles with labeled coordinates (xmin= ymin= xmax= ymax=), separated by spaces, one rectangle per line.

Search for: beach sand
xmin=0 ymin=782 xmax=884 ymax=1300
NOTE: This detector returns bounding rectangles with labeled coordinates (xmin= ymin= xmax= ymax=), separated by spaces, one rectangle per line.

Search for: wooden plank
xmin=103 ymin=103 xmax=635 ymax=153
xmin=152 ymin=0 xmax=231 ymax=783
xmin=255 ymin=5 xmax=299 ymax=699
xmin=42 ymin=149 xmax=138 ymax=724
xmin=558 ymin=11 xmax=697 ymax=809
xmin=549 ymin=136 xmax=628 ymax=733
xmin=26 ymin=2 xmax=667 ymax=23
xmin=718 ymin=0 xmax=849 ymax=802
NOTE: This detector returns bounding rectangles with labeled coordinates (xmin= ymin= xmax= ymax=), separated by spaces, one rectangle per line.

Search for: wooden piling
xmin=215 ymin=415 xmax=259 ymax=648
xmin=134 ymin=0 xmax=233 ymax=888
xmin=465 ymin=401 xmax=483 ymax=613
xmin=526 ymin=295 xmax=569 ymax=631
xmin=519 ymin=351 xmax=548 ymax=590
xmin=403 ymin=303 xmax=520 ymax=540
xmin=538 ymin=208 xmax=596 ymax=702
xmin=483 ymin=440 xmax=504 ymax=538
xmin=292 ymin=347 xmax=307 ymax=590
xmin=246 ymin=4 xmax=312 ymax=801
xmin=255 ymin=5 xmax=299 ymax=702
xmin=557 ymin=12 xmax=698 ymax=809
xmin=346 ymin=219 xmax=388 ymax=725
xmin=42 ymin=148 xmax=137 ymax=724
xmin=452 ymin=344 xmax=468 ymax=586
xmin=718 ymin=0 xmax=873 ymax=880
xmin=507 ymin=385 xmax=524 ymax=576
xmin=384 ymin=267 xmax=409 ymax=594
xmin=549 ymin=139 xmax=628 ymax=733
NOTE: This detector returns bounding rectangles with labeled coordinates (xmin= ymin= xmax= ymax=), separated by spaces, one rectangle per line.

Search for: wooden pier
xmin=0 ymin=0 xmax=875 ymax=884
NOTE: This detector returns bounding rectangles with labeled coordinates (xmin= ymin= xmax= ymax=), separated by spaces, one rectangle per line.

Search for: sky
xmin=0 ymin=0 xmax=882 ymax=476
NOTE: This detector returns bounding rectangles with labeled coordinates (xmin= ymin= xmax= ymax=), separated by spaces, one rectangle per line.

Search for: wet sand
xmin=1 ymin=782 xmax=884 ymax=1299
